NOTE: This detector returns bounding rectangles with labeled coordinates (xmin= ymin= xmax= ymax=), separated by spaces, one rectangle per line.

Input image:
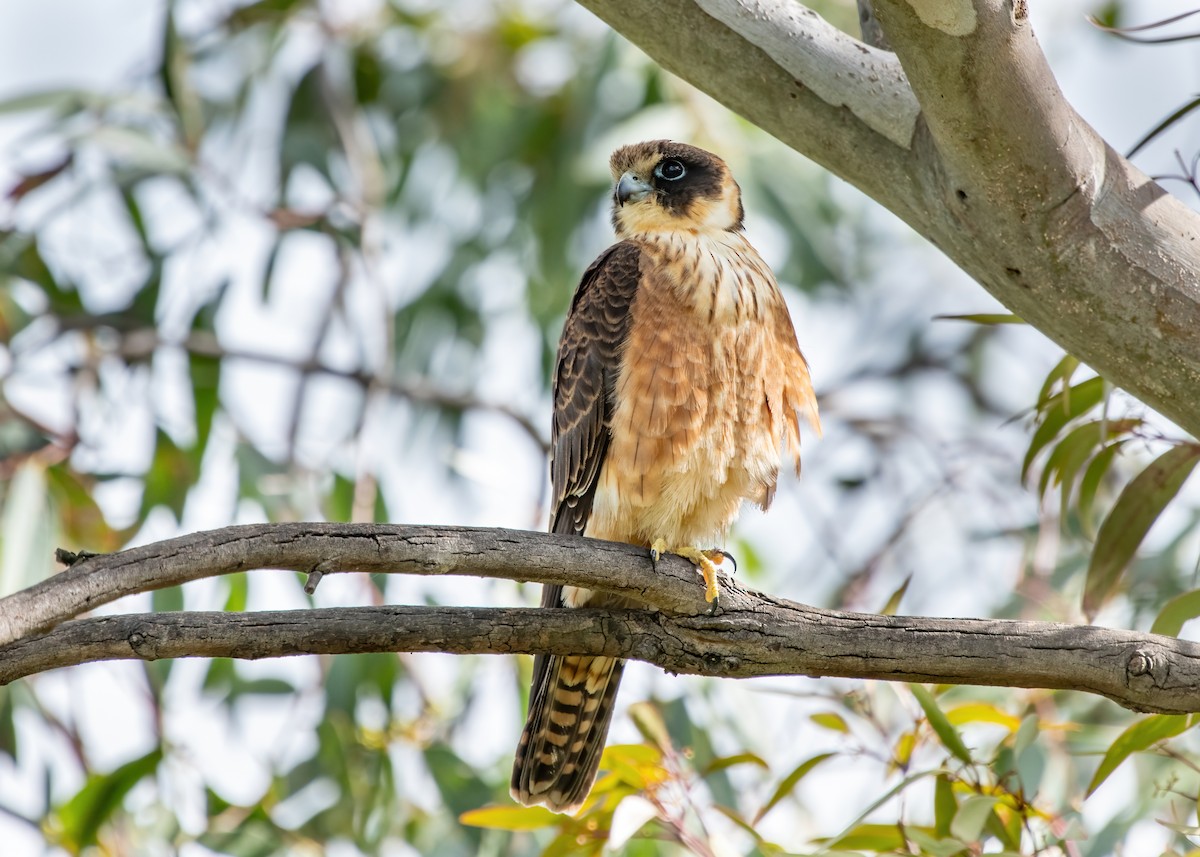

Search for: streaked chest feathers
xmin=586 ymin=230 xmax=817 ymax=548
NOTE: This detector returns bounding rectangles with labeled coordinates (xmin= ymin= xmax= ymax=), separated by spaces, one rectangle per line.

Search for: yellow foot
xmin=650 ymin=539 xmax=733 ymax=615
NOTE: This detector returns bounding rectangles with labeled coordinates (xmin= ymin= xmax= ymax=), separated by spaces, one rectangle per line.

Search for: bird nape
xmin=510 ymin=140 xmax=820 ymax=813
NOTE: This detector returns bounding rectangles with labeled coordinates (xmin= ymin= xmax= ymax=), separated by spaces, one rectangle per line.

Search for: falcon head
xmin=608 ymin=140 xmax=744 ymax=237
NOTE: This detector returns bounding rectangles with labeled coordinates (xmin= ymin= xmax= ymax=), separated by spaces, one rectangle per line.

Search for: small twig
xmin=54 ymin=549 xmax=101 ymax=567
xmin=41 ymin=318 xmax=549 ymax=452
xmin=304 ymin=561 xmax=334 ymax=595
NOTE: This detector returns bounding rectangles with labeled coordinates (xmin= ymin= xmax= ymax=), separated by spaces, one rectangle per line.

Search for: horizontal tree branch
xmin=2 ymin=524 xmax=1199 ymax=713
xmin=4 ymin=602 xmax=1199 ymax=714
xmin=0 ymin=524 xmax=710 ymax=647
xmin=576 ymin=0 xmax=1200 ymax=438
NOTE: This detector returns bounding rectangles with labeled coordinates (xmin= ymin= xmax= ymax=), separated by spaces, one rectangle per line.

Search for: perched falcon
xmin=511 ymin=141 xmax=820 ymax=813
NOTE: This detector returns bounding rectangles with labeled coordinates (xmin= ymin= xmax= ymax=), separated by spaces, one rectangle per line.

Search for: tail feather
xmin=511 ymin=654 xmax=625 ymax=813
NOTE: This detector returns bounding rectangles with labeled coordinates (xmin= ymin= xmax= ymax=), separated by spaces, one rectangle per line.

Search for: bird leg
xmin=650 ymin=539 xmax=732 ymax=614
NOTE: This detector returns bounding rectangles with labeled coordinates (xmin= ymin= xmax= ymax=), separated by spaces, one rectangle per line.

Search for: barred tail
xmin=511 ymin=654 xmax=625 ymax=813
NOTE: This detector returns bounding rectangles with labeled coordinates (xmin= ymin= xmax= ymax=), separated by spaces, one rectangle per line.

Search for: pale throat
xmin=613 ymin=191 xmax=742 ymax=239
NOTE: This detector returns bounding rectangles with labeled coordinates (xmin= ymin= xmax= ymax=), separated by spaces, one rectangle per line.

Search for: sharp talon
xmin=718 ymin=550 xmax=737 ymax=574
xmin=706 ymin=595 xmax=720 ymax=616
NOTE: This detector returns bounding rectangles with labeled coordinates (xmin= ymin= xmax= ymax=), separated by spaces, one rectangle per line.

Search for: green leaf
xmin=906 ymin=827 xmax=970 ymax=857
xmin=236 ymin=678 xmax=296 ymax=696
xmin=1039 ymin=419 xmax=1140 ymax=518
xmin=816 ymin=822 xmax=907 ymax=849
xmin=0 ymin=685 xmax=17 ymax=759
xmin=821 ymin=769 xmax=943 ymax=849
xmin=933 ymin=774 xmax=956 ymax=837
xmin=1 ymin=233 xmax=81 ymax=312
xmin=55 ymin=748 xmax=163 ymax=849
xmin=0 ymin=88 xmax=90 ymax=116
xmin=1036 ymin=354 xmax=1080 ymax=410
xmin=152 ymin=585 xmax=183 ymax=613
xmin=189 ymin=352 xmax=221 ymax=455
xmin=597 ymin=743 xmax=663 ymax=791
xmin=701 ymin=752 xmax=769 ymax=776
xmin=1078 ymin=441 xmax=1125 ymax=537
xmin=878 ymin=574 xmax=911 ymax=616
xmin=423 ymin=742 xmax=491 ymax=820
xmin=753 ymin=752 xmax=834 ymax=823
xmin=281 ymin=65 xmax=338 ymax=179
xmin=1151 ymin=589 xmax=1200 ymax=637
xmin=810 ymin=712 xmax=850 ymax=733
xmin=628 ymin=701 xmax=671 ymax=750
xmin=1021 ymin=376 xmax=1106 ymax=482
xmin=223 ymin=572 xmax=249 ymax=613
xmin=1038 ymin=421 xmax=1104 ymax=506
xmin=197 ymin=812 xmax=282 ymax=857
xmin=45 ymin=465 xmax=119 ymax=551
xmin=228 ymin=0 xmax=306 ymax=29
xmin=911 ymin=685 xmax=973 ymax=764
xmin=459 ymin=804 xmax=560 ymax=831
xmin=326 ymin=474 xmax=355 ymax=522
xmin=949 ymin=795 xmax=998 ymax=842
xmin=120 ymin=186 xmax=152 ymax=256
xmin=1157 ymin=820 xmax=1200 ymax=837
xmin=91 ymin=126 xmax=190 ymax=174
xmin=1084 ymin=443 xmax=1200 ymax=618
xmin=1086 ymin=714 xmax=1195 ymax=796
xmin=987 ymin=805 xmax=1023 ymax=850
xmin=712 ymin=804 xmax=774 ymax=846
xmin=945 ymin=702 xmax=1020 ymax=731
xmin=202 ymin=658 xmax=235 ymax=695
xmin=1013 ymin=713 xmax=1040 ymax=758
xmin=139 ymin=430 xmax=196 ymax=521
xmin=933 ymin=313 xmax=1025 ymax=325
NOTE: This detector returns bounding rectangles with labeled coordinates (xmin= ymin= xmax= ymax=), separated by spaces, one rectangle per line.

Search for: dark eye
xmin=655 ymin=159 xmax=687 ymax=181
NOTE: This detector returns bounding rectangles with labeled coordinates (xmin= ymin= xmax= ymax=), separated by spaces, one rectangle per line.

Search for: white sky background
xmin=1 ymin=1 xmax=1199 ymax=855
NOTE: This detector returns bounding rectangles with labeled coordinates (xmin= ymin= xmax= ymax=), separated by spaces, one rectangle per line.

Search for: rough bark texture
xmin=2 ymin=524 xmax=1199 ymax=714
xmin=576 ymin=0 xmax=1200 ymax=437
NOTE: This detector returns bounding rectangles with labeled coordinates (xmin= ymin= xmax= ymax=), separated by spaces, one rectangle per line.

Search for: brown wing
xmin=513 ymin=241 xmax=642 ymax=811
xmin=533 ymin=241 xmax=641 ymax=646
xmin=547 ymin=240 xmax=643 ymax=541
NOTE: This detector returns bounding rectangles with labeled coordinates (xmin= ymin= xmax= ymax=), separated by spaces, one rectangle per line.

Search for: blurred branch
xmin=578 ymin=0 xmax=1200 ymax=439
xmin=53 ymin=319 xmax=549 ymax=451
xmin=1 ymin=523 xmax=1199 ymax=713
xmin=285 ymin=240 xmax=353 ymax=460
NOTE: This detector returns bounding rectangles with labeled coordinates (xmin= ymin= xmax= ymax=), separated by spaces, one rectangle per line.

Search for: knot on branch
xmin=128 ymin=629 xmax=162 ymax=660
xmin=1125 ymin=648 xmax=1167 ymax=690
xmin=703 ymin=651 xmax=742 ymax=673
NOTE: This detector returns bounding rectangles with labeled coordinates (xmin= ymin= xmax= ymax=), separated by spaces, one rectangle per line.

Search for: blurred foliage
xmin=1 ymin=0 xmax=1200 ymax=855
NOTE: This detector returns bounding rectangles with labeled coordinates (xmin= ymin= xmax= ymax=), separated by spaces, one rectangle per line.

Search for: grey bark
xmin=575 ymin=0 xmax=1200 ymax=437
xmin=2 ymin=524 xmax=1198 ymax=714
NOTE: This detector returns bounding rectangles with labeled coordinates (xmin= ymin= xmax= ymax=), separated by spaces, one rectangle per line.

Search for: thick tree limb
xmin=575 ymin=0 xmax=1200 ymax=437
xmin=0 ymin=524 xmax=710 ymax=647
xmin=1 ymin=524 xmax=1199 ymax=714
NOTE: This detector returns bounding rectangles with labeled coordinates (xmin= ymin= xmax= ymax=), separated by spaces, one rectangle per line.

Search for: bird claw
xmin=650 ymin=540 xmax=732 ymax=613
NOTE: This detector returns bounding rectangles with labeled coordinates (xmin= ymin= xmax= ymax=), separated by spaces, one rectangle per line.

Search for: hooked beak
xmin=615 ymin=171 xmax=653 ymax=206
